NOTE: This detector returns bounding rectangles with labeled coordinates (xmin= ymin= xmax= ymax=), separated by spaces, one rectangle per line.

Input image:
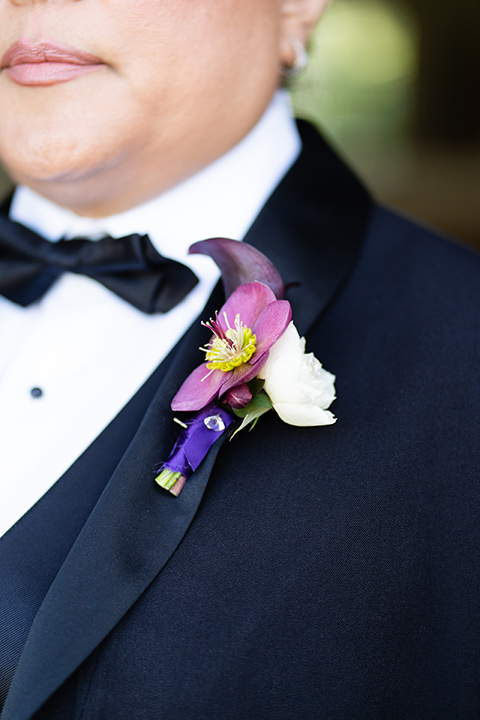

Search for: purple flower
xmin=171 ymin=281 xmax=292 ymax=412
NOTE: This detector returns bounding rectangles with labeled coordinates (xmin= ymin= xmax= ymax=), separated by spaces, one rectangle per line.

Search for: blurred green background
xmin=291 ymin=0 xmax=480 ymax=249
xmin=1 ymin=0 xmax=480 ymax=249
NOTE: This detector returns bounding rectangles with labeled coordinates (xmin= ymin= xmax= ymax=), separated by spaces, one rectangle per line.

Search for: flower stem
xmin=155 ymin=469 xmax=187 ymax=495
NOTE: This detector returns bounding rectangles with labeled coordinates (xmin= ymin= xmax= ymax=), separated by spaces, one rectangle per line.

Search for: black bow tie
xmin=0 ymin=214 xmax=198 ymax=314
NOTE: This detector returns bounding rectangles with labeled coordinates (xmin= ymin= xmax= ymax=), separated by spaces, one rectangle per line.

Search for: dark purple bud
xmin=223 ymin=383 xmax=252 ymax=409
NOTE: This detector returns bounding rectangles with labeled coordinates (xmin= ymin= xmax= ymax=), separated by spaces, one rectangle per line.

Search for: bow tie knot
xmin=0 ymin=215 xmax=198 ymax=314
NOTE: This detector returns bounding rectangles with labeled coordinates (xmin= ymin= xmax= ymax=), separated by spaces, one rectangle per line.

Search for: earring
xmin=282 ymin=38 xmax=309 ymax=78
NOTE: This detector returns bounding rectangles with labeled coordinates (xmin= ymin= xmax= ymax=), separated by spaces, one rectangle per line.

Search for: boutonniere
xmin=155 ymin=238 xmax=336 ymax=496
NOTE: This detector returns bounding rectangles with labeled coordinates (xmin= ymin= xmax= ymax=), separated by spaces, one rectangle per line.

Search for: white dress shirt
xmin=0 ymin=90 xmax=301 ymax=538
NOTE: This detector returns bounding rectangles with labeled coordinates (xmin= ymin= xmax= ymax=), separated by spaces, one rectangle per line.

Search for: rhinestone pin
xmin=204 ymin=414 xmax=226 ymax=432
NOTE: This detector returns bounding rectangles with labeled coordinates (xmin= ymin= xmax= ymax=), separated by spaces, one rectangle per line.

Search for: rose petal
xmin=218 ymin=281 xmax=276 ymax=332
xmin=261 ymin=350 xmax=335 ymax=404
xmin=257 ymin=322 xmax=302 ymax=373
xmin=189 ymin=237 xmax=285 ymax=300
xmin=171 ymin=364 xmax=228 ymax=412
xmin=251 ymin=300 xmax=292 ymax=362
xmin=257 ymin=321 xmax=337 ymax=427
xmin=273 ymin=403 xmax=336 ymax=426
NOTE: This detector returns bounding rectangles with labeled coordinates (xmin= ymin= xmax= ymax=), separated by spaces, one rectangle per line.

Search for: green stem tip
xmin=155 ymin=469 xmax=187 ymax=497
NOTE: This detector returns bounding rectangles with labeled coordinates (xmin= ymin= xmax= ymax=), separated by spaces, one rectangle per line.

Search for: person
xmin=0 ymin=1 xmax=479 ymax=718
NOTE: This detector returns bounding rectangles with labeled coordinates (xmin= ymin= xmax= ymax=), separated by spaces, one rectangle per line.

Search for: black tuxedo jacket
xmin=2 ymin=123 xmax=480 ymax=720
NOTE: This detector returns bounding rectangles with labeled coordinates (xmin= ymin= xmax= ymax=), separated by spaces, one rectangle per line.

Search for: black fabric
xmin=1 ymin=125 xmax=480 ymax=720
xmin=0 ymin=342 xmax=179 ymax=714
xmin=0 ymin=218 xmax=198 ymax=313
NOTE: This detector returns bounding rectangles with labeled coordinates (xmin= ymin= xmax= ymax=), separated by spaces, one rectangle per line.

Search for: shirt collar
xmin=10 ymin=90 xmax=301 ymax=265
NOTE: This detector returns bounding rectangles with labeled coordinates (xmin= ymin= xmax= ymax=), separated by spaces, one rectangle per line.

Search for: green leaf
xmin=233 ymin=389 xmax=272 ymax=418
xmin=247 ymin=377 xmax=265 ymax=396
xmin=231 ymin=390 xmax=273 ymax=438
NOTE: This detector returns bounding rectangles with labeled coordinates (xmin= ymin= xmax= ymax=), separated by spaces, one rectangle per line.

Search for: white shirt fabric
xmin=0 ymin=90 xmax=301 ymax=538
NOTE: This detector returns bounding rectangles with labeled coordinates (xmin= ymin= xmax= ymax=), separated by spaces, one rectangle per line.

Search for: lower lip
xmin=5 ymin=62 xmax=103 ymax=86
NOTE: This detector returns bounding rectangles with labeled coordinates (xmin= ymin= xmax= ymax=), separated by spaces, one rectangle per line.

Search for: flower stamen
xmin=201 ymin=311 xmax=256 ymax=372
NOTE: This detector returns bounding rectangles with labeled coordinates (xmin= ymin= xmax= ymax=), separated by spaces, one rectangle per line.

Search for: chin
xmin=0 ymin=70 xmax=138 ymax=184
xmin=1 ymin=120 xmax=127 ymax=189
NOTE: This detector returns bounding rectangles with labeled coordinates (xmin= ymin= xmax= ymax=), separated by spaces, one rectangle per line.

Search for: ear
xmin=279 ymin=0 xmax=330 ymax=68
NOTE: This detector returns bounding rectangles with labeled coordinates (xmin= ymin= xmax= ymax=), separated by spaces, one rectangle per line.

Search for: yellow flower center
xmin=202 ymin=312 xmax=256 ymax=372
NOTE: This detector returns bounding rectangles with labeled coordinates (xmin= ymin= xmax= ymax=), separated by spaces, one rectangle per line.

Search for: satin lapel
xmin=2 ymin=124 xmax=372 ymax=720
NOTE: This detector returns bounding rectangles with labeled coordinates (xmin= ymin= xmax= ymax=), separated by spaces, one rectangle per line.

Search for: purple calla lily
xmin=189 ymin=237 xmax=285 ymax=300
xmin=171 ymin=281 xmax=292 ymax=412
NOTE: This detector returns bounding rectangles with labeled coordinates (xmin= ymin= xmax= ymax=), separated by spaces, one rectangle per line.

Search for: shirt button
xmin=30 ymin=387 xmax=44 ymax=398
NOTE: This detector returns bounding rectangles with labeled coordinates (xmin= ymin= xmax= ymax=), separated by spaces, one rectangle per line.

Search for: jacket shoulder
xmin=368 ymin=204 xmax=480 ymax=289
xmin=328 ymin=203 xmax=480 ymax=379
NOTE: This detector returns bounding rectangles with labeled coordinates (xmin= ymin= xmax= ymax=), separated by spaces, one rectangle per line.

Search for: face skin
xmin=0 ymin=0 xmax=328 ymax=217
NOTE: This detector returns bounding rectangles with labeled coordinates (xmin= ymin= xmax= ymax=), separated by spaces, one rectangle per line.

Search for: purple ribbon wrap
xmin=161 ymin=403 xmax=235 ymax=480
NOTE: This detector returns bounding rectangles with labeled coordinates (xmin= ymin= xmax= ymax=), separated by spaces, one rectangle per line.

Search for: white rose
xmin=257 ymin=322 xmax=336 ymax=427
